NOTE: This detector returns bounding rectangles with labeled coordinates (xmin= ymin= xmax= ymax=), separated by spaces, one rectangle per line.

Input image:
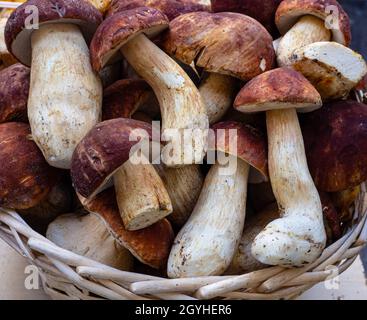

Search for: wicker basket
xmin=0 ymin=183 xmax=365 ymax=300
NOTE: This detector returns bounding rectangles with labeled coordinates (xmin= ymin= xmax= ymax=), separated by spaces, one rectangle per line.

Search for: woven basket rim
xmin=0 ymin=182 xmax=366 ymax=300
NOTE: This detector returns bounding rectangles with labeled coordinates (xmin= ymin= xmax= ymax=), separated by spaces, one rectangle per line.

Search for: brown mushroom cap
xmin=211 ymin=0 xmax=282 ymax=35
xmin=234 ymin=67 xmax=322 ymax=113
xmin=208 ymin=121 xmax=268 ymax=179
xmin=0 ymin=63 xmax=30 ymax=123
xmin=106 ymin=0 xmax=211 ymax=20
xmin=71 ymin=118 xmax=153 ymax=199
xmin=103 ymin=79 xmax=153 ymax=121
xmin=90 ymin=7 xmax=169 ymax=72
xmin=5 ymin=0 xmax=103 ymax=66
xmin=301 ymin=100 xmax=367 ymax=192
xmin=80 ymin=188 xmax=174 ymax=269
xmin=162 ymin=11 xmax=275 ymax=81
xmin=0 ymin=122 xmax=57 ymax=209
xmin=276 ymin=0 xmax=351 ymax=46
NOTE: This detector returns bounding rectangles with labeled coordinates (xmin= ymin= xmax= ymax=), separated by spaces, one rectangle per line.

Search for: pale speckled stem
xmin=114 ymin=159 xmax=172 ymax=231
xmin=277 ymin=15 xmax=331 ymax=67
xmin=121 ymin=34 xmax=209 ymax=167
xmin=199 ymin=73 xmax=238 ymax=124
xmin=167 ymin=157 xmax=249 ymax=278
xmin=252 ymin=108 xmax=326 ymax=267
xmin=28 ymin=23 xmax=102 ymax=169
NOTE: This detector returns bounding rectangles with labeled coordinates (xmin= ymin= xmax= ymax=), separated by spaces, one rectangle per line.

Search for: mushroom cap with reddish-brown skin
xmin=319 ymin=191 xmax=342 ymax=243
xmin=5 ymin=0 xmax=103 ymax=66
xmin=276 ymin=0 xmax=351 ymax=46
xmin=207 ymin=121 xmax=269 ymax=179
xmin=0 ymin=122 xmax=57 ymax=209
xmin=80 ymin=188 xmax=174 ymax=269
xmin=301 ymin=100 xmax=367 ymax=192
xmin=162 ymin=12 xmax=275 ymax=81
xmin=71 ymin=118 xmax=153 ymax=199
xmin=211 ymin=0 xmax=282 ymax=36
xmin=0 ymin=63 xmax=30 ymax=123
xmin=106 ymin=0 xmax=211 ymax=20
xmin=90 ymin=7 xmax=169 ymax=72
xmin=103 ymin=79 xmax=153 ymax=121
xmin=234 ymin=67 xmax=322 ymax=113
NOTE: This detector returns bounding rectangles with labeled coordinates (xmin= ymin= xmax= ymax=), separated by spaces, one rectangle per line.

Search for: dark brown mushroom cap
xmin=211 ymin=0 xmax=282 ymax=35
xmin=208 ymin=121 xmax=268 ymax=179
xmin=102 ymin=79 xmax=152 ymax=121
xmin=162 ymin=12 xmax=275 ymax=81
xmin=81 ymin=188 xmax=174 ymax=269
xmin=106 ymin=0 xmax=211 ymax=20
xmin=90 ymin=7 xmax=169 ymax=72
xmin=71 ymin=118 xmax=153 ymax=199
xmin=0 ymin=63 xmax=30 ymax=123
xmin=301 ymin=100 xmax=367 ymax=192
xmin=5 ymin=0 xmax=103 ymax=66
xmin=276 ymin=0 xmax=351 ymax=46
xmin=0 ymin=122 xmax=57 ymax=209
xmin=234 ymin=68 xmax=322 ymax=113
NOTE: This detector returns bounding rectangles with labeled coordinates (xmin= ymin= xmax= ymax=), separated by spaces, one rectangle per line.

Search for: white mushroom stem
xmin=252 ymin=109 xmax=326 ymax=267
xmin=121 ymin=33 xmax=209 ymax=167
xmin=114 ymin=159 xmax=173 ymax=231
xmin=47 ymin=213 xmax=133 ymax=271
xmin=28 ymin=23 xmax=102 ymax=169
xmin=199 ymin=73 xmax=238 ymax=124
xmin=155 ymin=164 xmax=204 ymax=227
xmin=277 ymin=15 xmax=331 ymax=67
xmin=167 ymin=156 xmax=249 ymax=278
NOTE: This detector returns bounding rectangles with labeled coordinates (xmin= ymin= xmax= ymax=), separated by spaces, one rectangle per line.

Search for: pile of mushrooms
xmin=0 ymin=0 xmax=367 ymax=283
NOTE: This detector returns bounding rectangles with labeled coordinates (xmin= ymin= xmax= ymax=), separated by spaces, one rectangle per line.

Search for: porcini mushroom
xmin=102 ymin=79 xmax=204 ymax=227
xmin=5 ymin=0 xmax=103 ymax=169
xmin=167 ymin=121 xmax=268 ymax=278
xmin=106 ymin=0 xmax=211 ymax=20
xmin=302 ymin=100 xmax=367 ymax=193
xmin=0 ymin=122 xmax=56 ymax=210
xmin=235 ymin=68 xmax=326 ymax=267
xmin=80 ymin=189 xmax=174 ymax=269
xmin=275 ymin=0 xmax=351 ymax=67
xmin=47 ymin=211 xmax=134 ymax=271
xmin=0 ymin=63 xmax=29 ymax=123
xmin=290 ymin=42 xmax=367 ymax=100
xmin=103 ymin=84 xmax=173 ymax=230
xmin=163 ymin=11 xmax=275 ymax=124
xmin=90 ymin=7 xmax=209 ymax=166
xmin=71 ymin=118 xmax=174 ymax=231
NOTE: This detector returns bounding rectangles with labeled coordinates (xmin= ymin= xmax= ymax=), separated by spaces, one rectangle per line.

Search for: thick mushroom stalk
xmin=168 ymin=157 xmax=249 ymax=278
xmin=28 ymin=24 xmax=102 ymax=168
xmin=120 ymin=33 xmax=208 ymax=166
xmin=199 ymin=73 xmax=238 ymax=124
xmin=253 ymin=108 xmax=326 ymax=266
xmin=167 ymin=122 xmax=268 ymax=278
xmin=235 ymin=68 xmax=326 ymax=266
xmin=114 ymin=156 xmax=172 ymax=231
xmin=277 ymin=15 xmax=331 ymax=67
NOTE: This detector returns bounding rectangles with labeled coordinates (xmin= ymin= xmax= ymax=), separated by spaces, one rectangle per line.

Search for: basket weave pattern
xmin=0 ymin=183 xmax=366 ymax=300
